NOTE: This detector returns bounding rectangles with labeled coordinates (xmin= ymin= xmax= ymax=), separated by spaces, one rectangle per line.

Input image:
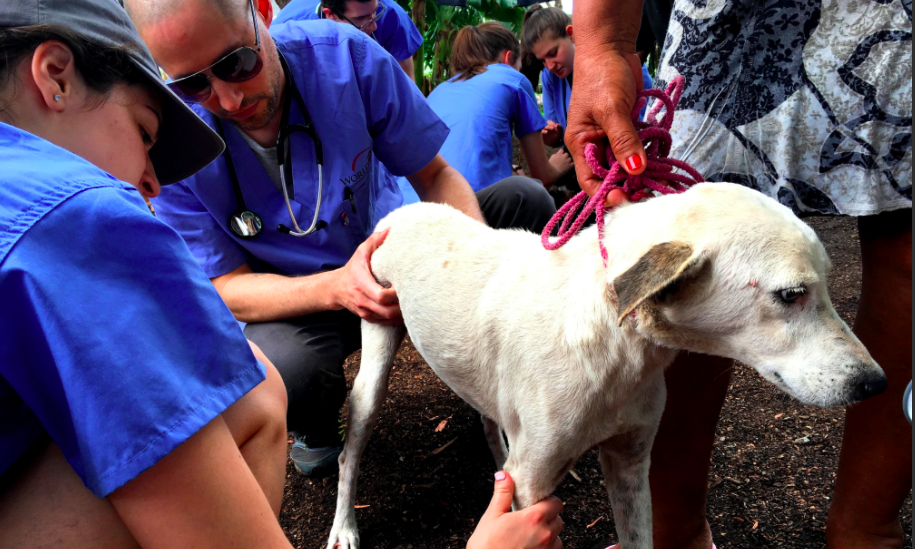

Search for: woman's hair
xmin=0 ymin=24 xmax=150 ymax=114
xmin=450 ymin=22 xmax=520 ymax=82
xmin=521 ymin=5 xmax=571 ymax=51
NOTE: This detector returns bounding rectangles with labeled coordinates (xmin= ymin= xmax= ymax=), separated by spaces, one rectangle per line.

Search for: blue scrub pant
xmin=244 ymin=176 xmax=556 ymax=441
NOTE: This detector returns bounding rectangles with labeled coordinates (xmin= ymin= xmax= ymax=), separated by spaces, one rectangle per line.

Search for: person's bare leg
xmin=649 ymin=352 xmax=733 ymax=549
xmin=827 ymin=209 xmax=912 ymax=549
xmin=222 ymin=341 xmax=289 ymax=516
xmin=0 ymin=440 xmax=139 ymax=549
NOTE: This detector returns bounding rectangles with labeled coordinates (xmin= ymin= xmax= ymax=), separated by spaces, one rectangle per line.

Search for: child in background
xmin=399 ymin=22 xmax=572 ymax=202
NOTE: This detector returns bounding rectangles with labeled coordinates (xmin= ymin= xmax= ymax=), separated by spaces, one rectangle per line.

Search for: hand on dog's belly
xmin=336 ymin=229 xmax=403 ymax=325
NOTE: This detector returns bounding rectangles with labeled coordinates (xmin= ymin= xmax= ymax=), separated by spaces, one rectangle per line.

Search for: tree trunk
xmin=412 ymin=0 xmax=427 ymax=91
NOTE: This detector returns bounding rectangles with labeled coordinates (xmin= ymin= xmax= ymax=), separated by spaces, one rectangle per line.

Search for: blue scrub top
xmin=154 ymin=21 xmax=448 ymax=278
xmin=542 ymin=64 xmax=654 ymax=129
xmin=0 ymin=123 xmax=265 ymax=497
xmin=274 ymin=0 xmax=423 ymax=61
xmin=427 ymin=64 xmax=546 ymax=192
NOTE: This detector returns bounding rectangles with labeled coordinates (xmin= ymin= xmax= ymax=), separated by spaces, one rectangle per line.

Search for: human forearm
xmin=574 ymin=0 xmax=644 ymax=51
xmin=398 ymin=56 xmax=415 ymax=80
xmin=408 ymin=154 xmax=485 ymax=222
xmin=520 ymin=132 xmax=571 ymax=189
xmin=110 ymin=416 xmax=293 ymax=549
xmin=213 ymin=263 xmax=340 ymax=323
xmin=565 ymin=0 xmax=648 ymax=194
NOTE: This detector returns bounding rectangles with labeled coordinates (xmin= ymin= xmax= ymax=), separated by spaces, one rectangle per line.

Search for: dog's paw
xmin=326 ymin=524 xmax=360 ymax=549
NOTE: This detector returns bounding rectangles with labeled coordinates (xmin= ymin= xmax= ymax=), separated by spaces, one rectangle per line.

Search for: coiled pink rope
xmin=540 ymin=76 xmax=703 ymax=264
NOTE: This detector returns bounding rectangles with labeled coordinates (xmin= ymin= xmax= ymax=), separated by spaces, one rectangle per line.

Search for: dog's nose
xmin=852 ymin=373 xmax=888 ymax=402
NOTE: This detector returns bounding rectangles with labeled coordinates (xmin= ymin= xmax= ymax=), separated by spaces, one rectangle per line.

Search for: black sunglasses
xmin=167 ymin=0 xmax=263 ymax=103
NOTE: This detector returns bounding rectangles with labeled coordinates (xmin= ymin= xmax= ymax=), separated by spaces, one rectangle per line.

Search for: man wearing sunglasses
xmin=125 ymin=0 xmax=555 ymax=477
xmin=274 ymin=0 xmax=422 ymax=78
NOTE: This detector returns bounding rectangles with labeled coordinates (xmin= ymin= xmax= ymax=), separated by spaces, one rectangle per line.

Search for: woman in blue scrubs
xmin=0 ymin=0 xmax=293 ymax=545
xmin=424 ymin=22 xmax=573 ymax=194
xmin=522 ymin=6 xmax=653 ymax=148
xmin=0 ymin=1 xmax=562 ymax=547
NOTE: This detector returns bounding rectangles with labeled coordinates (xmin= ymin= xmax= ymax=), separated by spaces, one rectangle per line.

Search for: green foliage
xmin=397 ymin=0 xmax=528 ymax=94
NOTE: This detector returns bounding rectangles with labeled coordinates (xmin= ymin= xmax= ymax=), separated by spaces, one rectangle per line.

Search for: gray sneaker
xmin=290 ymin=436 xmax=342 ymax=477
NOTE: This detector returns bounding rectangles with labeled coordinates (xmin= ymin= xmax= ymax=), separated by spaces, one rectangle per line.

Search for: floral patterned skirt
xmin=656 ymin=0 xmax=912 ymax=216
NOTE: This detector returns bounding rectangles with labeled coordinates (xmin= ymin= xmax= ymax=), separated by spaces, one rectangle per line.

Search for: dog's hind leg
xmin=481 ymin=416 xmax=508 ymax=470
xmin=327 ymin=321 xmax=405 ymax=549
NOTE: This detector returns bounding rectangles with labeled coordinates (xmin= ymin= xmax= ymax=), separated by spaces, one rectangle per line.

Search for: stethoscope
xmin=216 ymin=51 xmax=325 ymax=239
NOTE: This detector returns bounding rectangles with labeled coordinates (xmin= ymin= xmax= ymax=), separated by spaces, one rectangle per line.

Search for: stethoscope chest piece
xmin=229 ymin=209 xmax=264 ymax=239
xmin=217 ymin=50 xmax=325 ymax=240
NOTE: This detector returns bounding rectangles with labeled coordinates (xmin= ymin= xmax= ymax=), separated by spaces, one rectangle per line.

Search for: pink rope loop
xmin=540 ymin=75 xmax=704 ymax=263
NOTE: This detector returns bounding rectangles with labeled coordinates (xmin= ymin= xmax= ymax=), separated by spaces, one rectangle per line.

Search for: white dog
xmin=326 ymin=183 xmax=886 ymax=549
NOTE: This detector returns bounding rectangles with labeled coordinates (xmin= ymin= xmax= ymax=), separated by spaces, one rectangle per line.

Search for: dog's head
xmin=607 ymin=183 xmax=885 ymax=407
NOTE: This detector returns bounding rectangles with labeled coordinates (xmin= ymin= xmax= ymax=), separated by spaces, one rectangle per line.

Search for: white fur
xmin=326 ymin=183 xmax=884 ymax=549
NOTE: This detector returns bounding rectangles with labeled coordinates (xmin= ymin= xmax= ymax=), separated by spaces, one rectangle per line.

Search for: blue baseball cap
xmin=0 ymin=0 xmax=225 ymax=184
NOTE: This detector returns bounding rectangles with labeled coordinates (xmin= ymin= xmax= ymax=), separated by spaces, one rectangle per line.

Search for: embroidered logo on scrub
xmin=342 ymin=147 xmax=372 ymax=187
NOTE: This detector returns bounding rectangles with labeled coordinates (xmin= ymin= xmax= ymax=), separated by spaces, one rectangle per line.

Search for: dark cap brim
xmin=136 ymin=61 xmax=225 ymax=185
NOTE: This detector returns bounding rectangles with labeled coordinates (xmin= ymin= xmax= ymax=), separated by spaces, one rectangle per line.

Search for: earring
xmin=54 ymin=94 xmax=61 ymax=102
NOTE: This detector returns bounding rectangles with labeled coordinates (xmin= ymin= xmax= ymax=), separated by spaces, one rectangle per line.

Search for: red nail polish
xmin=625 ymin=155 xmax=643 ymax=172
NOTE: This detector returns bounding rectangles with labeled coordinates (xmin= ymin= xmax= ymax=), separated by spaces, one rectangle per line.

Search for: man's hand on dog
xmin=335 ymin=229 xmax=403 ymax=325
xmin=467 ymin=472 xmax=564 ymax=549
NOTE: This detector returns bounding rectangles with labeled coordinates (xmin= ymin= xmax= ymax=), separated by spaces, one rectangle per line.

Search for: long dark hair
xmin=0 ymin=24 xmax=149 ymax=114
xmin=521 ymin=5 xmax=571 ymax=51
xmin=450 ymin=22 xmax=520 ymax=82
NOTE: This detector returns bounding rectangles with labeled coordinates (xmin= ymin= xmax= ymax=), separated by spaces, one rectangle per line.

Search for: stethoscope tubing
xmin=218 ymin=49 xmax=325 ymax=239
xmin=279 ymin=162 xmax=323 ymax=236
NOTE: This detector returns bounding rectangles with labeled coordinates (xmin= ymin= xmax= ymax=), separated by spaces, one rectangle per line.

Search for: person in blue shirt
xmin=422 ymin=22 xmax=573 ymax=194
xmin=0 ymin=0 xmax=296 ymax=545
xmin=274 ymin=0 xmax=423 ymax=77
xmin=0 ymin=2 xmax=562 ymax=547
xmin=521 ymin=5 xmax=653 ymax=149
xmin=125 ymin=0 xmax=556 ymax=478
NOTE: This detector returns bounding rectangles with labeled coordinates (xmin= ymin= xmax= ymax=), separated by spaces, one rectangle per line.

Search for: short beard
xmin=219 ymin=56 xmax=283 ymax=132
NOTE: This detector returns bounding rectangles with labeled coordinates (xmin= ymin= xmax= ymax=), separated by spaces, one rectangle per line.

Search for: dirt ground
xmin=279 ymin=214 xmax=913 ymax=548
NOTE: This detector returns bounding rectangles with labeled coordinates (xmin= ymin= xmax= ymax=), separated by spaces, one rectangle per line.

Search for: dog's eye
xmin=776 ymin=286 xmax=807 ymax=304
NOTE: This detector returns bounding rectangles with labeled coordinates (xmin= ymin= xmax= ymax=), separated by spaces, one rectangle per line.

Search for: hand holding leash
xmin=543 ymin=77 xmax=703 ymax=266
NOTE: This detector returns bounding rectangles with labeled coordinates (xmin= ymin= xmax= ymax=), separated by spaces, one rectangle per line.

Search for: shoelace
xmin=541 ymin=76 xmax=703 ymax=265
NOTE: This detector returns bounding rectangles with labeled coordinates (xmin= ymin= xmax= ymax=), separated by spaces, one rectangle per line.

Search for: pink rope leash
xmin=540 ymin=76 xmax=704 ymax=264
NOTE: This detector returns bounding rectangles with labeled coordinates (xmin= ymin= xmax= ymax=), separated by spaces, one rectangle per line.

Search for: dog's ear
xmin=613 ymin=241 xmax=707 ymax=326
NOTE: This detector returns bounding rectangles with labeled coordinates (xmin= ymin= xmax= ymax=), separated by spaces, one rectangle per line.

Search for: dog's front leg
xmin=327 ymin=322 xmax=405 ymax=549
xmin=597 ymin=428 xmax=656 ymax=549
xmin=597 ymin=375 xmax=665 ymax=549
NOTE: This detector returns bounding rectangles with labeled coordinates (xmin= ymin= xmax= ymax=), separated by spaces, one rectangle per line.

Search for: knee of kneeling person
xmin=481 ymin=176 xmax=557 ymax=232
xmin=226 ymin=342 xmax=288 ymax=442
xmin=498 ymin=175 xmax=552 ymax=199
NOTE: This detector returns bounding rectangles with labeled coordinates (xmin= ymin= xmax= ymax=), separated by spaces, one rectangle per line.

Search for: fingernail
xmin=494 ymin=471 xmax=507 ymax=482
xmin=625 ymin=154 xmax=643 ymax=172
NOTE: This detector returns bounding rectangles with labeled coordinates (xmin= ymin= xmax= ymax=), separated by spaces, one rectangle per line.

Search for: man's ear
xmin=31 ymin=40 xmax=77 ymax=112
xmin=612 ymin=241 xmax=707 ymax=326
xmin=322 ymin=7 xmax=338 ymax=20
xmin=256 ymin=0 xmax=274 ymax=28
xmin=566 ymin=25 xmax=574 ymax=43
